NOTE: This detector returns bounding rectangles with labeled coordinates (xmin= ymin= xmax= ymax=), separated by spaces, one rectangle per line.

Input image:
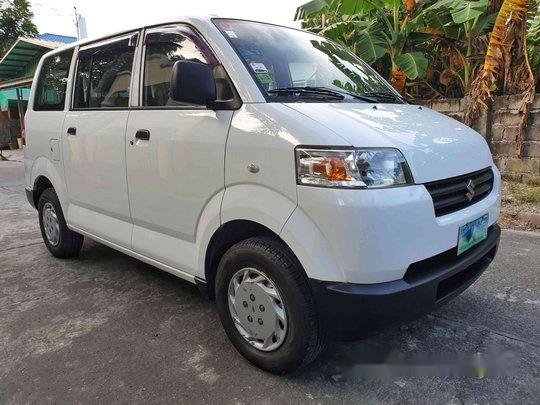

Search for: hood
xmin=286 ymin=103 xmax=493 ymax=184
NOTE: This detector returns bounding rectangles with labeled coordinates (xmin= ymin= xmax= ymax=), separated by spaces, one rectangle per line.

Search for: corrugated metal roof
xmin=0 ymin=33 xmax=76 ymax=81
xmin=37 ymin=33 xmax=77 ymax=44
xmin=0 ymin=38 xmax=58 ymax=80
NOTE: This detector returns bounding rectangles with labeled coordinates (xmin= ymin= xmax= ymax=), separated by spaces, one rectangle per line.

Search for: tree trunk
xmin=466 ymin=0 xmax=532 ymax=158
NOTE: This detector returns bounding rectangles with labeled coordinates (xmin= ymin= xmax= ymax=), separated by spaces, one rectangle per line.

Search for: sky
xmin=30 ymin=0 xmax=306 ymax=39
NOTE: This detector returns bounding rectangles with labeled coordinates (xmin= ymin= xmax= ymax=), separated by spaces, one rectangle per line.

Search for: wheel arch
xmin=33 ymin=175 xmax=54 ymax=208
xmin=29 ymin=156 xmax=69 ymax=212
xmin=204 ymin=219 xmax=298 ymax=299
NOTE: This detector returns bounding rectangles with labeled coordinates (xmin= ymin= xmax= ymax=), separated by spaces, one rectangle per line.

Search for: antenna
xmin=74 ymin=6 xmax=81 ymax=39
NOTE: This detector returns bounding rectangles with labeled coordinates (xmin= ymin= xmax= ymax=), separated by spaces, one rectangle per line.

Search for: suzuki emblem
xmin=466 ymin=179 xmax=476 ymax=201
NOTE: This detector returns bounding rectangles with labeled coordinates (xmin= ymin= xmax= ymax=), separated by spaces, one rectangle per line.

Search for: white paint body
xmin=24 ymin=16 xmax=500 ymax=286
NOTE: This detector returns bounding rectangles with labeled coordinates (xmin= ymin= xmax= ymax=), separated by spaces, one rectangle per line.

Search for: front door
xmin=62 ymin=33 xmax=138 ymax=247
xmin=125 ymin=25 xmax=232 ymax=274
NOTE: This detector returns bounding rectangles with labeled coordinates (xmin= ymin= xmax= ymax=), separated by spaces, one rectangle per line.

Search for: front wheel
xmin=215 ymin=237 xmax=326 ymax=373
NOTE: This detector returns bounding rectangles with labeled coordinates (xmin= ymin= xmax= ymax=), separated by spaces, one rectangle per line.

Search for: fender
xmin=280 ymin=206 xmax=345 ymax=283
xmin=29 ymin=156 xmax=69 ymax=211
xmin=220 ymin=184 xmax=297 ymax=235
xmin=214 ymin=183 xmax=344 ymax=283
xmin=197 ymin=184 xmax=296 ymax=279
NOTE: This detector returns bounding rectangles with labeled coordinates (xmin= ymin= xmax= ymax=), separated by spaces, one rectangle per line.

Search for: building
xmin=0 ymin=33 xmax=76 ymax=148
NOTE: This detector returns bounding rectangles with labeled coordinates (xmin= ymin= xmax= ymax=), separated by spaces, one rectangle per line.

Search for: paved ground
xmin=0 ymin=152 xmax=538 ymax=404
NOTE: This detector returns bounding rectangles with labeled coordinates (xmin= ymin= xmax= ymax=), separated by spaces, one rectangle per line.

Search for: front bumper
xmin=290 ymin=165 xmax=501 ymax=284
xmin=310 ymin=224 xmax=500 ymax=339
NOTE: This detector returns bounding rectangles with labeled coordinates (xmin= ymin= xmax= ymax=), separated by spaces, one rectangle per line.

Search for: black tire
xmin=38 ymin=187 xmax=84 ymax=258
xmin=215 ymin=237 xmax=326 ymax=373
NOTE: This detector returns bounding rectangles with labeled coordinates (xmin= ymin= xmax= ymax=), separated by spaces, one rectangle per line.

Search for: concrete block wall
xmin=422 ymin=94 xmax=540 ymax=184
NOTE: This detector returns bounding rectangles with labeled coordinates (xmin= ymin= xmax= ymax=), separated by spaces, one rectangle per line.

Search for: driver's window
xmin=143 ymin=26 xmax=210 ymax=107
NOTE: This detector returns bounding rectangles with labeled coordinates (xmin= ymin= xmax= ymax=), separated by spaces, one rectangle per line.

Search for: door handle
xmin=67 ymin=127 xmax=76 ymax=136
xmin=135 ymin=129 xmax=150 ymax=141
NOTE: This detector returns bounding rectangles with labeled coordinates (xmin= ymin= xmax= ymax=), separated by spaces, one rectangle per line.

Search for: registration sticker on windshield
xmin=250 ymin=62 xmax=268 ymax=74
xmin=257 ymin=73 xmax=274 ymax=84
xmin=225 ymin=30 xmax=238 ymax=38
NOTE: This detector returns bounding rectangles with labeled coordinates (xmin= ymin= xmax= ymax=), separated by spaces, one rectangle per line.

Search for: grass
xmin=508 ymin=182 xmax=540 ymax=206
xmin=500 ymin=180 xmax=540 ymax=231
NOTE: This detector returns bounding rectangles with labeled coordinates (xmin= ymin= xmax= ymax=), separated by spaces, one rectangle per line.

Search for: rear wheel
xmin=38 ymin=188 xmax=83 ymax=258
xmin=215 ymin=237 xmax=326 ymax=373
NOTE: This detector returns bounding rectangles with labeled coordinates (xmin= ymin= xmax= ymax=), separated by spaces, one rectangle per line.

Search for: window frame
xmin=137 ymin=24 xmax=220 ymax=111
xmin=70 ymin=31 xmax=141 ymax=111
xmin=33 ymin=48 xmax=75 ymax=112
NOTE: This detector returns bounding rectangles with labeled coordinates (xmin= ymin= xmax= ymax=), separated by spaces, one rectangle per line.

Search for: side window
xmin=34 ymin=49 xmax=74 ymax=111
xmin=143 ymin=27 xmax=214 ymax=107
xmin=73 ymin=34 xmax=137 ymax=108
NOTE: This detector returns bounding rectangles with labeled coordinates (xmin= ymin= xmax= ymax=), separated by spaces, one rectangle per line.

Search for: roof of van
xmin=52 ymin=15 xmax=218 ymax=51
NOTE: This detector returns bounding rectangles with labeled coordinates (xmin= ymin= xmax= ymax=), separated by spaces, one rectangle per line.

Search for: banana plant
xmin=295 ymin=0 xmax=433 ymax=92
xmin=526 ymin=0 xmax=540 ymax=77
xmin=466 ymin=0 xmax=531 ymax=157
xmin=420 ymin=0 xmax=497 ymax=95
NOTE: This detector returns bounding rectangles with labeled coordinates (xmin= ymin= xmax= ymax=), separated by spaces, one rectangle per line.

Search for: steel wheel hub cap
xmin=228 ymin=268 xmax=287 ymax=351
xmin=42 ymin=202 xmax=60 ymax=246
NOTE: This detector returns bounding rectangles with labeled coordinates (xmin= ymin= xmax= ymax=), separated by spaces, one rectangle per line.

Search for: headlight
xmin=296 ymin=147 xmax=413 ymax=188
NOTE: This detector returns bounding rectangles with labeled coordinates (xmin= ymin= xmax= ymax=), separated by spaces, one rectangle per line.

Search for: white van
xmin=24 ymin=16 xmax=501 ymax=373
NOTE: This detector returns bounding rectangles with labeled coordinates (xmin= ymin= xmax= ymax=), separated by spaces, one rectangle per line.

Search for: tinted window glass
xmin=34 ymin=49 xmax=74 ymax=111
xmin=74 ymin=35 xmax=137 ymax=108
xmin=143 ymin=28 xmax=211 ymax=106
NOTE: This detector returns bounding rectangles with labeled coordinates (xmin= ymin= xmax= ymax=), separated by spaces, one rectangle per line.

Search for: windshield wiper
xmin=267 ymin=86 xmax=400 ymax=103
xmin=268 ymin=86 xmax=345 ymax=100
xmin=307 ymin=87 xmax=382 ymax=103
xmin=268 ymin=86 xmax=385 ymax=103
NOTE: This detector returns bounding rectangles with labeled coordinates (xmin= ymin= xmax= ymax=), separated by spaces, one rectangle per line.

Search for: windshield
xmin=214 ymin=19 xmax=401 ymax=103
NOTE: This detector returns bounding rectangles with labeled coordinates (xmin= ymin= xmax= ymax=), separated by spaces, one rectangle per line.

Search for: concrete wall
xmin=422 ymin=94 xmax=540 ymax=184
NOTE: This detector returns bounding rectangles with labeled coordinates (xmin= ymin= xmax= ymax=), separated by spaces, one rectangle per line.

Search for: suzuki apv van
xmin=24 ymin=17 xmax=501 ymax=373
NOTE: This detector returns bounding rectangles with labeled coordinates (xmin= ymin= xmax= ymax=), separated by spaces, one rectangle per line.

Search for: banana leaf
xmin=396 ymin=52 xmax=428 ymax=79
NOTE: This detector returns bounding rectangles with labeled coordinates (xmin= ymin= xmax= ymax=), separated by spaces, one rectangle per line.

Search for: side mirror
xmin=170 ymin=60 xmax=216 ymax=106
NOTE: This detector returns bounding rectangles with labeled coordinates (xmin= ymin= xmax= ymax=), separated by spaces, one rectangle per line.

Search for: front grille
xmin=424 ymin=167 xmax=494 ymax=217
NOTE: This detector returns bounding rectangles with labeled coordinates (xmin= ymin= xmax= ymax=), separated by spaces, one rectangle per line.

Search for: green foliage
xmin=420 ymin=0 xmax=497 ymax=94
xmin=295 ymin=0 xmax=438 ymax=92
xmin=449 ymin=0 xmax=488 ymax=24
xmin=527 ymin=0 xmax=540 ymax=74
xmin=294 ymin=0 xmax=332 ymax=20
xmin=294 ymin=0 xmax=518 ymax=97
xmin=396 ymin=52 xmax=428 ymax=79
xmin=355 ymin=25 xmax=387 ymax=64
xmin=0 ymin=0 xmax=38 ymax=57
